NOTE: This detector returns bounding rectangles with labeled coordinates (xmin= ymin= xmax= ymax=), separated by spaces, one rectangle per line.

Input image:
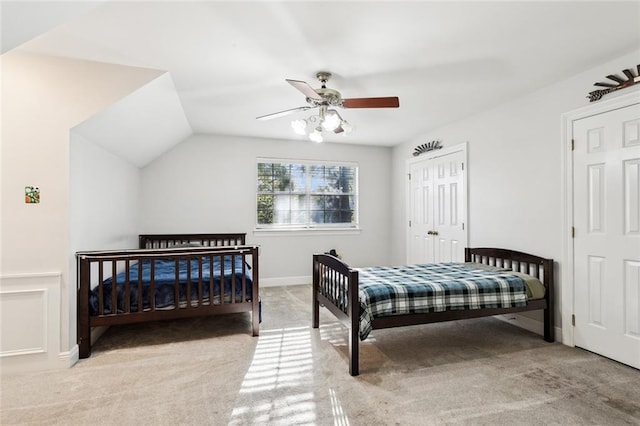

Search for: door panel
xmin=625 ymin=159 xmax=640 ymax=234
xmin=432 ymin=151 xmax=466 ymax=263
xmin=573 ymin=102 xmax=640 ymax=369
xmin=624 ymin=260 xmax=640 ymax=338
xmin=409 ymin=161 xmax=435 ymax=264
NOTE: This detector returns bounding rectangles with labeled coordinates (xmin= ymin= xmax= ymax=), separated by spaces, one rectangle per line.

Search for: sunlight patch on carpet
xmin=229 ymin=326 xmax=352 ymax=425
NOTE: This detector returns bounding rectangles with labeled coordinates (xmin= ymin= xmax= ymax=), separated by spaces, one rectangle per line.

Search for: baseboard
xmin=1 ymin=344 xmax=77 ymax=373
xmin=60 ymin=345 xmax=79 ymax=367
xmin=495 ymin=313 xmax=562 ymax=343
xmin=260 ymin=276 xmax=311 ymax=287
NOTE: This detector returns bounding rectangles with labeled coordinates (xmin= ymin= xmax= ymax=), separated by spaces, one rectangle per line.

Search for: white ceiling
xmin=3 ymin=1 xmax=640 ymax=147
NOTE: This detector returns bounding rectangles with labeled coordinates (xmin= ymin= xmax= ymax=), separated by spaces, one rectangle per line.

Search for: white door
xmin=408 ymin=146 xmax=467 ymax=264
xmin=408 ymin=158 xmax=436 ymax=264
xmin=573 ymin=101 xmax=640 ymax=369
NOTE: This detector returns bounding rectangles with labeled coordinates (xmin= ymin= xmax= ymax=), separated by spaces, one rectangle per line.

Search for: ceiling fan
xmin=257 ymin=71 xmax=399 ymax=141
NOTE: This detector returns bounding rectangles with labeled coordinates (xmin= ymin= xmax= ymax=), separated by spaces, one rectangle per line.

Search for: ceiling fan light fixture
xmin=340 ymin=120 xmax=353 ymax=134
xmin=309 ymin=127 xmax=323 ymax=143
xmin=321 ymin=110 xmax=341 ymax=131
xmin=291 ymin=118 xmax=308 ymax=135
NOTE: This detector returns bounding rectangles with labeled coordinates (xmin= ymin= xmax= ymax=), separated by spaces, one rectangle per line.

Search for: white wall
xmin=68 ymin=134 xmax=141 ymax=349
xmin=140 ymin=134 xmax=392 ymax=282
xmin=69 ymin=133 xmax=141 ymax=256
xmin=0 ymin=52 xmax=162 ymax=370
xmin=390 ymin=48 xmax=640 ymax=330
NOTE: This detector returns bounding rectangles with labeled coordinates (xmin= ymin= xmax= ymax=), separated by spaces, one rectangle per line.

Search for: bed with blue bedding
xmin=77 ymin=233 xmax=260 ymax=359
xmin=312 ymin=247 xmax=554 ymax=376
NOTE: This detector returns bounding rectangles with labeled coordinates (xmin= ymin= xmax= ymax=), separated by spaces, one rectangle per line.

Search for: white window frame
xmin=255 ymin=157 xmax=360 ymax=233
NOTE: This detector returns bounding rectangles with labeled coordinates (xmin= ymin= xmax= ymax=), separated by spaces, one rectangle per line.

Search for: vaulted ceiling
xmin=3 ymin=1 xmax=640 ymax=147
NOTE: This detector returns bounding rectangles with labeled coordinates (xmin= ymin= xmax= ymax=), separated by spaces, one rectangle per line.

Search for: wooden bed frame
xmin=77 ymin=233 xmax=259 ymax=359
xmin=312 ymin=247 xmax=554 ymax=376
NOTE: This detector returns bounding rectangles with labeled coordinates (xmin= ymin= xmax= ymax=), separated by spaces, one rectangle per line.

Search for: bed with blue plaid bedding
xmin=356 ymin=263 xmax=527 ymax=340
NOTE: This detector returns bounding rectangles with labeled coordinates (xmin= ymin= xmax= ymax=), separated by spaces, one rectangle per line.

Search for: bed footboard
xmin=78 ymin=244 xmax=259 ymax=359
xmin=312 ymin=254 xmax=360 ymax=375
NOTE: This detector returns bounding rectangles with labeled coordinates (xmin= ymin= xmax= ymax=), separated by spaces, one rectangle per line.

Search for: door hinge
xmin=571 ymin=139 xmax=575 ymax=151
xmin=461 ymin=162 xmax=465 ymax=171
xmin=408 ymin=173 xmax=411 ymax=181
xmin=409 ymin=220 xmax=412 ymax=227
xmin=571 ymin=226 xmax=575 ymax=238
xmin=572 ymin=314 xmax=575 ymax=326
xmin=462 ymin=222 xmax=465 ymax=230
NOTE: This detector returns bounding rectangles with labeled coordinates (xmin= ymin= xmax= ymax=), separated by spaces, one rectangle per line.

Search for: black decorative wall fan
xmin=588 ymin=65 xmax=640 ymax=102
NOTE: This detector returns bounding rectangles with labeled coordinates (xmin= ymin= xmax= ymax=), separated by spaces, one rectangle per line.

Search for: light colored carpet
xmin=1 ymin=284 xmax=639 ymax=425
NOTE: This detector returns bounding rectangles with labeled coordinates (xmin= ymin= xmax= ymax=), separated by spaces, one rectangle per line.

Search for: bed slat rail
xmin=139 ymin=233 xmax=246 ymax=249
xmin=313 ymin=254 xmax=354 ymax=318
xmin=465 ymin=247 xmax=552 ymax=293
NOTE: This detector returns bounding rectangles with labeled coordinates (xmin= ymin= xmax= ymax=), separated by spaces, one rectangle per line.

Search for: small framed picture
xmin=25 ymin=186 xmax=40 ymax=204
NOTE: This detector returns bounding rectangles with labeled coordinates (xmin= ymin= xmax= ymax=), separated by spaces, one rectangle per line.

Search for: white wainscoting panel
xmin=0 ymin=289 xmax=48 ymax=356
xmin=0 ymin=272 xmax=67 ymax=373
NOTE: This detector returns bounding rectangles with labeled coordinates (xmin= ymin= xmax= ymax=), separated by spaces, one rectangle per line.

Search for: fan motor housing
xmin=308 ymin=87 xmax=342 ymax=107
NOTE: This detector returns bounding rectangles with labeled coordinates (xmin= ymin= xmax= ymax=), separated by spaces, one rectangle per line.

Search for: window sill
xmin=253 ymin=227 xmax=362 ymax=237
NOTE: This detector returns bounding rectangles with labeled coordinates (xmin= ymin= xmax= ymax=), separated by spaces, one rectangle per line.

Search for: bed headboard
xmin=138 ymin=233 xmax=246 ymax=249
xmin=464 ymin=247 xmax=552 ymax=281
xmin=464 ymin=247 xmax=554 ymax=339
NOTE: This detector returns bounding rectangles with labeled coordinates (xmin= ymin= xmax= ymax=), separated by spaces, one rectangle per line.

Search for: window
xmin=256 ymin=159 xmax=358 ymax=230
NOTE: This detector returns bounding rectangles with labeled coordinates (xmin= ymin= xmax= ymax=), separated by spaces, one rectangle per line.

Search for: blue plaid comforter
xmin=356 ymin=263 xmax=527 ymax=340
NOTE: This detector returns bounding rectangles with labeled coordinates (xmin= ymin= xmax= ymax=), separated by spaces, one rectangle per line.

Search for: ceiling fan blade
xmin=286 ymin=79 xmax=322 ymax=100
xmin=342 ymin=97 xmax=399 ymax=108
xmin=256 ymin=106 xmax=311 ymax=120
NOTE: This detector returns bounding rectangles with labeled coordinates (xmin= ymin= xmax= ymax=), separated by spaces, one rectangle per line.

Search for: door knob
xmin=427 ymin=230 xmax=439 ymax=236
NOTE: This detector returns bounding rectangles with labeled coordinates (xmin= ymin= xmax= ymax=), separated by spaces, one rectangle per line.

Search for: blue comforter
xmin=89 ymin=256 xmax=253 ymax=315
